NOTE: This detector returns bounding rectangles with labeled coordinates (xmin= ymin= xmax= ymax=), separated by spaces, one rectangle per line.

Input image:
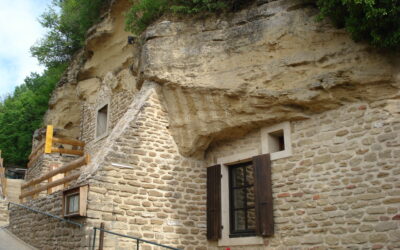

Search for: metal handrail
xmin=8 ymin=201 xmax=83 ymax=228
xmin=92 ymin=227 xmax=181 ymax=250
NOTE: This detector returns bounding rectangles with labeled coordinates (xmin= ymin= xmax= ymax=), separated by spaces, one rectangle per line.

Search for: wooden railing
xmin=0 ymin=151 xmax=6 ymax=198
xmin=20 ymin=154 xmax=90 ymax=201
xmin=28 ymin=125 xmax=85 ymax=168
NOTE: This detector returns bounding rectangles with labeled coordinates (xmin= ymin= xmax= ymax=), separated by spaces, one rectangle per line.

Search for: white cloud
xmin=0 ymin=0 xmax=49 ymax=96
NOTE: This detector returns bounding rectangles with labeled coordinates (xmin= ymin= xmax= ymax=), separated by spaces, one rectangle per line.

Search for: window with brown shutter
xmin=252 ymin=154 xmax=274 ymax=237
xmin=206 ymin=154 xmax=274 ymax=241
xmin=207 ymin=164 xmax=222 ymax=240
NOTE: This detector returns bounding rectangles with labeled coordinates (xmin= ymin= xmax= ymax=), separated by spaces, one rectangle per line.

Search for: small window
xmin=63 ymin=185 xmax=88 ymax=218
xmin=66 ymin=193 xmax=79 ymax=215
xmin=261 ymin=122 xmax=292 ymax=160
xmin=229 ymin=162 xmax=256 ymax=237
xmin=96 ymin=104 xmax=109 ymax=139
xmin=267 ymin=129 xmax=285 ymax=153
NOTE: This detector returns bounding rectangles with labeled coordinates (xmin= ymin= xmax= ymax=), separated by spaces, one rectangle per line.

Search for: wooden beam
xmin=51 ymin=147 xmax=84 ymax=156
xmin=0 ymin=165 xmax=6 ymax=198
xmin=20 ymin=173 xmax=80 ymax=199
xmin=80 ymin=185 xmax=88 ymax=217
xmin=22 ymin=155 xmax=87 ymax=189
xmin=29 ymin=140 xmax=45 ymax=160
xmin=53 ymin=137 xmax=85 ymax=147
xmin=44 ymin=125 xmax=54 ymax=154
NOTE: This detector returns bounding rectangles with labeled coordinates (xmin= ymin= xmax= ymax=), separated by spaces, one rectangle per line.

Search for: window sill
xmin=218 ymin=236 xmax=263 ymax=246
xmin=270 ymin=149 xmax=292 ymax=161
xmin=94 ymin=132 xmax=109 ymax=143
xmin=63 ymin=213 xmax=81 ymax=218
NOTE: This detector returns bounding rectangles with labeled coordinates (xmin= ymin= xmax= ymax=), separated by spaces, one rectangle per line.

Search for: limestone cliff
xmin=43 ymin=0 xmax=400 ymax=157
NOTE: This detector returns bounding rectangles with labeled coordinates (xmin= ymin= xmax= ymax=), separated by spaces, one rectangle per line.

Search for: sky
xmin=0 ymin=0 xmax=50 ymax=97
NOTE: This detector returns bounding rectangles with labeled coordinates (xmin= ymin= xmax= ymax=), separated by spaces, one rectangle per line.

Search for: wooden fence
xmin=28 ymin=125 xmax=85 ymax=168
xmin=20 ymin=154 xmax=90 ymax=201
xmin=0 ymin=151 xmax=6 ymax=198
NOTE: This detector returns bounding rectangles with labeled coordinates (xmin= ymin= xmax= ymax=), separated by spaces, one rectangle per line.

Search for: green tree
xmin=0 ymin=64 xmax=67 ymax=167
xmin=31 ymin=0 xmax=109 ymax=67
xmin=317 ymin=0 xmax=400 ymax=49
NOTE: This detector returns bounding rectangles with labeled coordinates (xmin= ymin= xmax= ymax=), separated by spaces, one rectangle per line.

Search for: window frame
xmin=228 ymin=162 xmax=256 ymax=238
xmin=94 ymin=101 xmax=110 ymax=141
xmin=261 ymin=121 xmax=292 ymax=160
xmin=65 ymin=192 xmax=80 ymax=216
xmin=62 ymin=185 xmax=88 ymax=218
xmin=217 ymin=150 xmax=264 ymax=247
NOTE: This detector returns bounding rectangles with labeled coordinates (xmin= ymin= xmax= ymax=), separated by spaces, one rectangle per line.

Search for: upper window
xmin=261 ymin=121 xmax=292 ymax=160
xmin=229 ymin=162 xmax=256 ymax=237
xmin=96 ymin=103 xmax=109 ymax=139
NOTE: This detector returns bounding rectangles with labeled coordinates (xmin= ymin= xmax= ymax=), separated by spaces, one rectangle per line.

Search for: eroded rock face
xmin=44 ymin=0 xmax=400 ymax=157
xmin=139 ymin=0 xmax=400 ymax=157
xmin=43 ymin=0 xmax=137 ymax=140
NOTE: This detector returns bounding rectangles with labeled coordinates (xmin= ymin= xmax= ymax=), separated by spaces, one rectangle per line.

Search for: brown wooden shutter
xmin=206 ymin=164 xmax=222 ymax=240
xmin=252 ymin=154 xmax=274 ymax=236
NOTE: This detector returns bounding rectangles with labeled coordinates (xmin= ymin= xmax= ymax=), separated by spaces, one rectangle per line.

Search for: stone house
xmin=7 ymin=0 xmax=400 ymax=249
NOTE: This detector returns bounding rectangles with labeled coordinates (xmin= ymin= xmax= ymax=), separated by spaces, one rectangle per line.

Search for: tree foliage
xmin=317 ymin=0 xmax=400 ymax=49
xmin=0 ymin=64 xmax=67 ymax=167
xmin=31 ymin=0 xmax=109 ymax=67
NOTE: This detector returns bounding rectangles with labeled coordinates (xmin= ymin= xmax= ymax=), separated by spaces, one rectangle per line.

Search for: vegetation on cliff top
xmin=31 ymin=0 xmax=110 ymax=67
xmin=125 ymin=0 xmax=250 ymax=34
xmin=125 ymin=0 xmax=400 ymax=49
xmin=317 ymin=0 xmax=400 ymax=49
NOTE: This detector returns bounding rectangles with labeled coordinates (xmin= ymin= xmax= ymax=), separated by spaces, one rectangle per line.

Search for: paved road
xmin=0 ymin=228 xmax=36 ymax=250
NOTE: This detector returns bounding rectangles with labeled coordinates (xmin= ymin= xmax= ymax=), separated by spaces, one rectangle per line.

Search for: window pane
xmin=231 ymin=167 xmax=244 ymax=187
xmin=247 ymin=208 xmax=256 ymax=230
xmin=233 ymin=189 xmax=245 ymax=209
xmin=246 ymin=187 xmax=255 ymax=208
xmin=68 ymin=194 xmax=79 ymax=213
xmin=245 ymin=165 xmax=254 ymax=185
xmin=234 ymin=210 xmax=246 ymax=231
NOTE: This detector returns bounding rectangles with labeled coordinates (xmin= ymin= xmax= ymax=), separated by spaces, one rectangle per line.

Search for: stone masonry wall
xmin=8 ymin=191 xmax=89 ymax=250
xmin=206 ymin=100 xmax=400 ymax=249
xmin=81 ymin=78 xmax=137 ymax=158
xmin=8 ymin=90 xmax=400 ymax=249
xmin=84 ymin=85 xmax=208 ymax=250
xmin=0 ymin=199 xmax=8 ymax=227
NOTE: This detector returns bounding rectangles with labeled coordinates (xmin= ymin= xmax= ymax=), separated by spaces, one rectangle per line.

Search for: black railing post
xmin=137 ymin=239 xmax=140 ymax=250
xmin=92 ymin=228 xmax=97 ymax=250
xmin=99 ymin=223 xmax=104 ymax=250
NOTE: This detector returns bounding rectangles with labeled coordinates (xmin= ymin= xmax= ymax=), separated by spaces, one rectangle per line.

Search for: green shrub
xmin=317 ymin=0 xmax=400 ymax=49
xmin=125 ymin=0 xmax=252 ymax=34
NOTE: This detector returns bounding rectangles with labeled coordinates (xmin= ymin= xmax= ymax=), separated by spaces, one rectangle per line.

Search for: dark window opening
xmin=229 ymin=162 xmax=256 ymax=237
xmin=96 ymin=104 xmax=108 ymax=138
xmin=268 ymin=130 xmax=285 ymax=152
